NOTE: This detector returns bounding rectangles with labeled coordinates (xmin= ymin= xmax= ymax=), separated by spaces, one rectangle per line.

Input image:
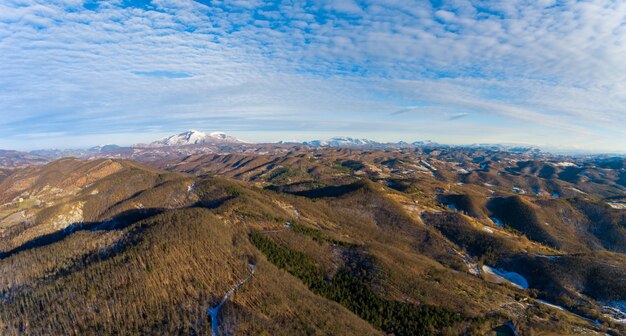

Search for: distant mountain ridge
xmin=303 ymin=137 xmax=379 ymax=147
xmin=2 ymin=130 xmax=611 ymax=169
xmin=139 ymin=130 xmax=243 ymax=147
xmin=31 ymin=145 xmax=130 ymax=160
xmin=294 ymin=136 xmax=438 ymax=148
xmin=0 ymin=149 xmax=50 ymax=167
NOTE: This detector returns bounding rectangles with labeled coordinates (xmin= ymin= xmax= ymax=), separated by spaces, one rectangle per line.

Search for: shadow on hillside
xmin=385 ymin=178 xmax=417 ymax=192
xmin=0 ymin=208 xmax=164 ymax=260
xmin=266 ymin=181 xmax=365 ymax=199
xmin=194 ymin=196 xmax=237 ymax=209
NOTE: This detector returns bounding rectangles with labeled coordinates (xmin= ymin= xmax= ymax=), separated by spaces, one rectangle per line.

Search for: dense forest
xmin=250 ymin=231 xmax=462 ymax=336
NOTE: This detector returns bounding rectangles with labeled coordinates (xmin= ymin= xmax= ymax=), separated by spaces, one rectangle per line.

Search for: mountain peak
xmin=146 ymin=130 xmax=242 ymax=147
xmin=304 ymin=136 xmax=379 ymax=147
xmin=209 ymin=131 xmax=228 ymax=140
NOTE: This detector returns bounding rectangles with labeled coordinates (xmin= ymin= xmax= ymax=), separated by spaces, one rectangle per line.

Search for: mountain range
xmin=0 ymin=137 xmax=625 ymax=335
xmin=1 ymin=131 xmax=625 ymax=334
xmin=2 ymin=130 xmax=555 ymax=168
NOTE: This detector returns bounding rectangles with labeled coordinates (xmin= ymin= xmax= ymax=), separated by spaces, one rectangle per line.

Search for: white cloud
xmin=0 ymin=0 xmax=625 ymax=151
xmin=435 ymin=10 xmax=455 ymax=22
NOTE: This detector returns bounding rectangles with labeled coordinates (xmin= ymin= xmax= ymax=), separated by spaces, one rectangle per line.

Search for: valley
xmin=4 ymin=0 xmax=626 ymax=333
xmin=0 ymin=139 xmax=625 ymax=335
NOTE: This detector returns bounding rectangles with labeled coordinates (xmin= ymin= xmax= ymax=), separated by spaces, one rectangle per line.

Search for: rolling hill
xmin=0 ymin=146 xmax=625 ymax=335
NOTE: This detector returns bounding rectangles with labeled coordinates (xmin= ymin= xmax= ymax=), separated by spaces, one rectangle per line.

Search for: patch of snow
xmin=490 ymin=216 xmax=504 ymax=228
xmin=537 ymin=300 xmax=602 ymax=325
xmin=482 ymin=227 xmax=494 ymax=234
xmin=602 ymin=301 xmax=626 ymax=324
xmin=608 ymin=202 xmax=626 ymax=210
xmin=420 ymin=160 xmax=437 ymax=171
xmin=537 ymin=299 xmax=565 ymax=311
xmin=569 ymin=187 xmax=587 ymax=194
xmin=452 ymin=249 xmax=480 ymax=276
xmin=208 ymin=263 xmax=255 ymax=336
xmin=187 ymin=183 xmax=195 ymax=193
xmin=482 ymin=265 xmax=528 ymax=289
xmin=555 ymin=162 xmax=578 ymax=167
xmin=535 ymin=254 xmax=561 ymax=260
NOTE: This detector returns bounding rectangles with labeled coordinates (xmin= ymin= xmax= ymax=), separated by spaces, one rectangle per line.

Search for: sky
xmin=1 ymin=0 xmax=626 ymax=152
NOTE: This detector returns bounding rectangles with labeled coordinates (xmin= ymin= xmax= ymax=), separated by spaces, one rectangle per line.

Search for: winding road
xmin=208 ymin=205 xmax=295 ymax=333
xmin=207 ymin=263 xmax=255 ymax=336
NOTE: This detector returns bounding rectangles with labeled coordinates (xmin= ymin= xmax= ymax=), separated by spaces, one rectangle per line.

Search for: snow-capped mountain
xmin=143 ymin=130 xmax=242 ymax=147
xmin=411 ymin=140 xmax=438 ymax=147
xmin=303 ymin=137 xmax=379 ymax=147
xmin=300 ymin=137 xmax=439 ymax=148
xmin=89 ymin=144 xmax=124 ymax=152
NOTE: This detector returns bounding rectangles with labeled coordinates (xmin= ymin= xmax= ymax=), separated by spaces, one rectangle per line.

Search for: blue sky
xmin=1 ymin=0 xmax=626 ymax=152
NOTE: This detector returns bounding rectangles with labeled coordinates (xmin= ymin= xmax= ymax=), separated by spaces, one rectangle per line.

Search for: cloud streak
xmin=0 ymin=0 xmax=625 ymax=151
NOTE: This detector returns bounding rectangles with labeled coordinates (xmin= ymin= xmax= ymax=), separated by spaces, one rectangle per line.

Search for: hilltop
xmin=0 ymin=145 xmax=624 ymax=335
